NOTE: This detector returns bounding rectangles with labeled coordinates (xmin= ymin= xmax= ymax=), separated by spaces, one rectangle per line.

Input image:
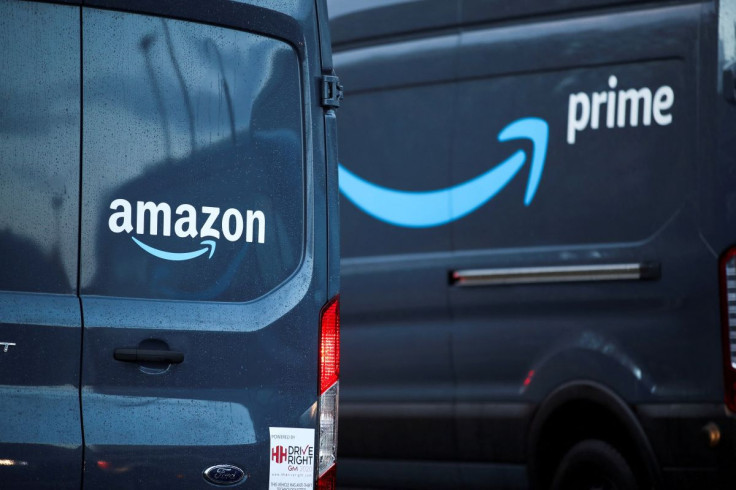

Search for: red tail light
xmin=316 ymin=464 xmax=337 ymax=490
xmin=319 ymin=296 xmax=340 ymax=394
xmin=719 ymin=248 xmax=736 ymax=412
xmin=317 ymin=296 xmax=339 ymax=481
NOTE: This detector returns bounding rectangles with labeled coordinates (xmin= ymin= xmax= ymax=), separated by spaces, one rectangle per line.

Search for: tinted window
xmin=0 ymin=0 xmax=80 ymax=294
xmin=81 ymin=10 xmax=304 ymax=302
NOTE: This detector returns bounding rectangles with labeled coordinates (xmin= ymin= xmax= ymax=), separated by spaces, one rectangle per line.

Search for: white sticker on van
xmin=107 ymin=199 xmax=266 ymax=261
xmin=269 ymin=427 xmax=314 ymax=489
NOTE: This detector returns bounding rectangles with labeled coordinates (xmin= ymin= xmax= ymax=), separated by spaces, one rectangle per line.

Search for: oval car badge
xmin=203 ymin=464 xmax=246 ymax=486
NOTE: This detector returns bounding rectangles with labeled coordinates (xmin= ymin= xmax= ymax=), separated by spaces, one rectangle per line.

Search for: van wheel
xmin=550 ymin=439 xmax=639 ymax=490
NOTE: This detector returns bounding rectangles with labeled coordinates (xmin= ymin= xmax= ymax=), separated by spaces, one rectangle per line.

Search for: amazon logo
xmin=338 ymin=117 xmax=548 ymax=228
xmin=107 ymin=199 xmax=266 ymax=261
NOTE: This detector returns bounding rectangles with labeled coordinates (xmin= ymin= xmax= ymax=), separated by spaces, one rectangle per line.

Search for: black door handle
xmin=113 ymin=348 xmax=184 ymax=364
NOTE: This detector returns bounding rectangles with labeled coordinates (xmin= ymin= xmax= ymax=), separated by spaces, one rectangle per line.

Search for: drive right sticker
xmin=269 ymin=427 xmax=315 ymax=489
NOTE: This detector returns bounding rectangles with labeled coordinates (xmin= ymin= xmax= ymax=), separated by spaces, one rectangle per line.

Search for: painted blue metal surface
xmin=0 ymin=0 xmax=335 ymax=487
xmin=330 ymin=0 xmax=733 ymax=488
xmin=79 ymin=3 xmax=330 ymax=488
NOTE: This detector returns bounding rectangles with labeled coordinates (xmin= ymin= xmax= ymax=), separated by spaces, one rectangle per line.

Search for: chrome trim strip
xmin=452 ymin=262 xmax=658 ymax=287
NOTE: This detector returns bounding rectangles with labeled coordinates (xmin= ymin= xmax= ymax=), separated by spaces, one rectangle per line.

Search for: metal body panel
xmin=0 ymin=0 xmax=335 ymax=487
xmin=79 ymin=4 xmax=330 ymax=488
xmin=331 ymin=0 xmax=729 ymax=487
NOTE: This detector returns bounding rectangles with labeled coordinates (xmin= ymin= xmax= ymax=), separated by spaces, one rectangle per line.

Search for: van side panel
xmin=333 ymin=0 xmax=725 ymax=487
xmin=449 ymin=4 xmax=706 ymax=403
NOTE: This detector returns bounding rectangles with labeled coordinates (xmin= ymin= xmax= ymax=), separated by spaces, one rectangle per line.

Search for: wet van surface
xmin=330 ymin=1 xmax=736 ymax=489
xmin=0 ymin=0 xmax=340 ymax=488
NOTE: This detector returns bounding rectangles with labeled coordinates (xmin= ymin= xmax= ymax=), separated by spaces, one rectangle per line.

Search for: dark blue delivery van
xmin=330 ymin=0 xmax=736 ymax=489
xmin=0 ymin=0 xmax=340 ymax=488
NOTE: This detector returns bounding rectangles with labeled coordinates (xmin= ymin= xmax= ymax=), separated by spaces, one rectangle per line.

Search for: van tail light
xmin=720 ymin=249 xmax=736 ymax=412
xmin=319 ymin=296 xmax=340 ymax=394
xmin=316 ymin=465 xmax=337 ymax=490
xmin=317 ymin=296 xmax=339 ymax=486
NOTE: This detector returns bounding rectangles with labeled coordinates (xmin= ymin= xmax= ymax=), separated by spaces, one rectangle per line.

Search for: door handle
xmin=113 ymin=348 xmax=184 ymax=364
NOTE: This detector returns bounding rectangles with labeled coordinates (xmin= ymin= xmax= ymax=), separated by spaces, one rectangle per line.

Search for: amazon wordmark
xmin=108 ymin=199 xmax=266 ymax=244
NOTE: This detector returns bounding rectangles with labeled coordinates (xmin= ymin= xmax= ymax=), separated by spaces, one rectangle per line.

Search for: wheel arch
xmin=527 ymin=380 xmax=661 ymax=490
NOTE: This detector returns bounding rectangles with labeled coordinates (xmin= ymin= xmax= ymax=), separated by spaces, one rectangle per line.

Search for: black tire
xmin=550 ymin=439 xmax=639 ymax=490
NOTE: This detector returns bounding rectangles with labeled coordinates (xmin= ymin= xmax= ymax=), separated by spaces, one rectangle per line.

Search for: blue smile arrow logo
xmin=338 ymin=117 xmax=549 ymax=228
xmin=131 ymin=237 xmax=217 ymax=261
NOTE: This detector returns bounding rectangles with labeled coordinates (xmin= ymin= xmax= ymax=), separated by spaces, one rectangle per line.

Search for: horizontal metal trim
xmin=340 ymin=402 xmax=454 ymax=419
xmin=340 ymin=401 xmax=533 ymax=419
xmin=452 ymin=262 xmax=660 ymax=287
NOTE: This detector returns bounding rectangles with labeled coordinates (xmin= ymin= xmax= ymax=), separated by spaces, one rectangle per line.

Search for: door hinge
xmin=322 ymin=75 xmax=344 ymax=108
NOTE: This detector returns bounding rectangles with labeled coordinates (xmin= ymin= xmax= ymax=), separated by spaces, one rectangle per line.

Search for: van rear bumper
xmin=637 ymin=403 xmax=736 ymax=489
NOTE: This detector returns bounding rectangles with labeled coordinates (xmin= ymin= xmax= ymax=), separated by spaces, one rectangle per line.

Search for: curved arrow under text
xmin=131 ymin=237 xmax=217 ymax=261
xmin=337 ymin=117 xmax=549 ymax=228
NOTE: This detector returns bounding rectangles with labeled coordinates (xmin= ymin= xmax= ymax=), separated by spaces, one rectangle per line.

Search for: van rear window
xmin=81 ymin=10 xmax=304 ymax=302
xmin=0 ymin=1 xmax=79 ymax=295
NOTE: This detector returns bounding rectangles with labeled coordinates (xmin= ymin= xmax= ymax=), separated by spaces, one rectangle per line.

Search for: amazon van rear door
xmin=78 ymin=1 xmax=339 ymax=488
